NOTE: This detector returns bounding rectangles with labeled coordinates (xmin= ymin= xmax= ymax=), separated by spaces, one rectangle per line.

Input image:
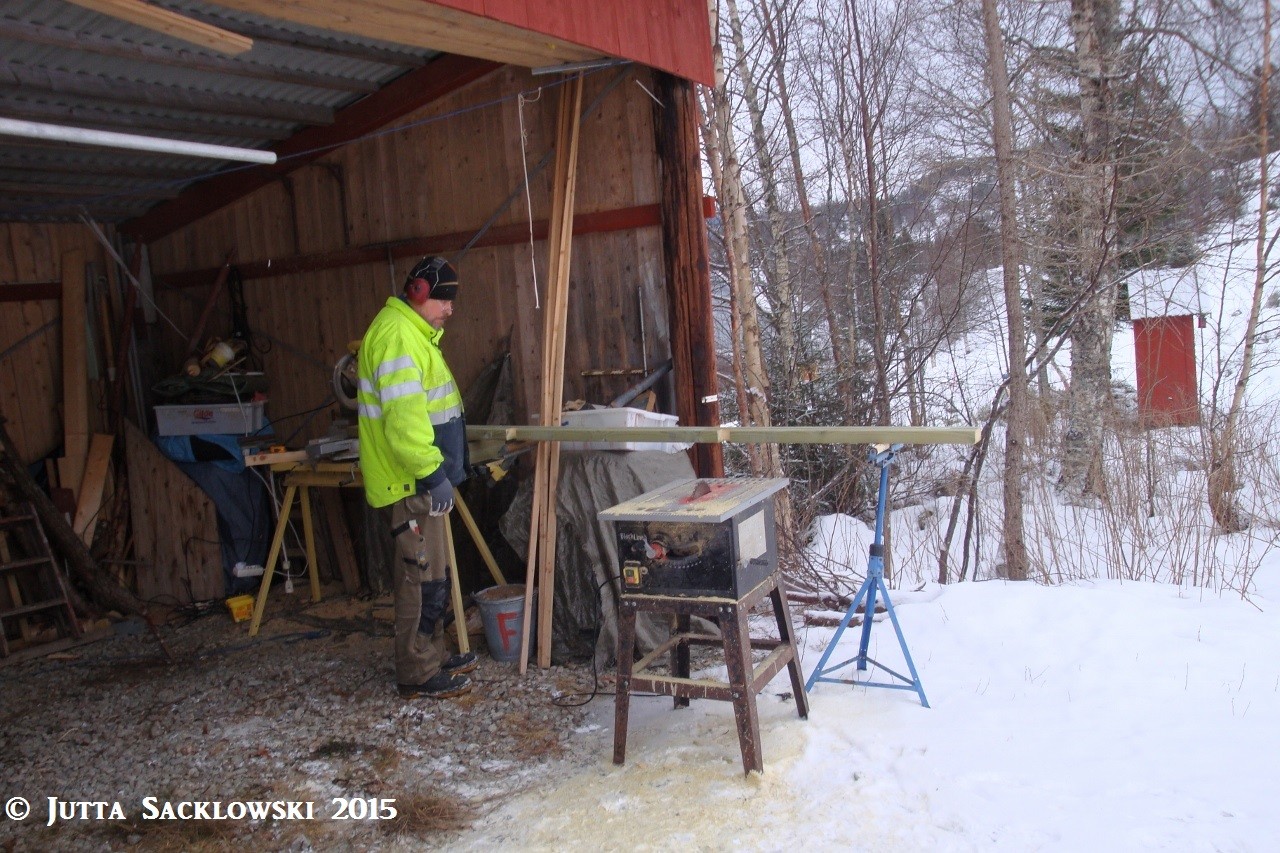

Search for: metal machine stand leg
xmin=804 ymin=445 xmax=929 ymax=708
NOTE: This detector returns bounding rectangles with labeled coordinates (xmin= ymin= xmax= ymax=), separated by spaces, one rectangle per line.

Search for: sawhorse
xmin=613 ymin=573 xmax=808 ymax=775
xmin=248 ymin=463 xmax=505 ymax=647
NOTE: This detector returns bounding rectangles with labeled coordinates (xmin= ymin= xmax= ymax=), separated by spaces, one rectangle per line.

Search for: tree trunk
xmin=1060 ymin=0 xmax=1119 ymax=500
xmin=847 ymin=0 xmax=892 ymax=426
xmin=1210 ymin=0 xmax=1272 ymax=533
xmin=705 ymin=0 xmax=791 ymax=538
xmin=725 ymin=0 xmax=799 ymax=400
xmin=698 ymin=90 xmax=756 ymax=471
xmin=981 ymin=0 xmax=1030 ymax=581
xmin=759 ymin=0 xmax=848 ymax=406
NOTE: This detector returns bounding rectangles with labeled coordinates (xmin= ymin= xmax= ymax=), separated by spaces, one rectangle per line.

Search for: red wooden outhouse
xmin=1128 ymin=270 xmax=1202 ymax=427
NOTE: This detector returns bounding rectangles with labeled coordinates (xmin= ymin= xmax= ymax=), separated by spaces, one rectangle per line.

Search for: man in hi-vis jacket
xmin=357 ymin=256 xmax=476 ymax=699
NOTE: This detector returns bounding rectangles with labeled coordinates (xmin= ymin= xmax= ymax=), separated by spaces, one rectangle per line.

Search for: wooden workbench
xmin=247 ymin=459 xmax=506 ymax=643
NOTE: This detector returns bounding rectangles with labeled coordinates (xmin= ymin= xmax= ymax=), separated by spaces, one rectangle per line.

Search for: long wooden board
xmin=468 ymin=425 xmax=983 ymax=445
xmin=72 ymin=433 xmax=114 ymax=546
xmin=57 ymin=248 xmax=89 ymax=497
xmin=521 ymin=73 xmax=584 ymax=672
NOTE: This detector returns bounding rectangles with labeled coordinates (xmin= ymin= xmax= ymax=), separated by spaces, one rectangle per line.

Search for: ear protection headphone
xmin=404 ymin=257 xmax=455 ymax=306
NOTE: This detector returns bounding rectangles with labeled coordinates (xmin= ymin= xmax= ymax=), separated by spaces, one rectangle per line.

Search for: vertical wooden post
xmin=58 ymin=249 xmax=90 ymax=496
xmin=654 ymin=73 xmax=723 ymax=477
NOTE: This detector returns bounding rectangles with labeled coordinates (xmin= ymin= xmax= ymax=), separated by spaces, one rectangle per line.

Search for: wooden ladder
xmin=1 ymin=504 xmax=82 ymax=658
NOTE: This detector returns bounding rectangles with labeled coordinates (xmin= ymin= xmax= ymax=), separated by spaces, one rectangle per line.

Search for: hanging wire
xmin=78 ymin=214 xmax=187 ymax=339
xmin=517 ymin=87 xmax=544 ymax=310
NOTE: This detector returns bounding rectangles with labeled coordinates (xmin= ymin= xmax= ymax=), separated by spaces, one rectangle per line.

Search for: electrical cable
xmin=550 ymin=573 xmax=660 ymax=707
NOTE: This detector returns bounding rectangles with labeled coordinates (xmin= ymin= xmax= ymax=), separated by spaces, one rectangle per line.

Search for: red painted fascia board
xmin=424 ymin=0 xmax=713 ymax=85
xmin=121 ymin=54 xmax=501 ymax=244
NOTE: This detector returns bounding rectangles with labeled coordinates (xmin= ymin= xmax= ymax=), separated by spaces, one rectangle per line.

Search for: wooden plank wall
xmin=145 ymin=66 xmax=671 ymax=445
xmin=0 ymin=224 xmax=113 ymax=464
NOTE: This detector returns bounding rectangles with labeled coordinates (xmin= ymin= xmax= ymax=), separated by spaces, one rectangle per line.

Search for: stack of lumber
xmin=519 ymin=74 xmax=584 ymax=672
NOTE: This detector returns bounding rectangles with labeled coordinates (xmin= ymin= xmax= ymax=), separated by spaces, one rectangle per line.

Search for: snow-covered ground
xmin=453 ymin=550 xmax=1279 ymax=851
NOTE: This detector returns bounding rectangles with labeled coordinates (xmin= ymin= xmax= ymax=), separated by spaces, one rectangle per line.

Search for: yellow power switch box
xmin=622 ymin=561 xmax=645 ymax=588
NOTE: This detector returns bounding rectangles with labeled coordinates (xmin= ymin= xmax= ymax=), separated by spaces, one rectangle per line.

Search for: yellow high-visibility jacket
xmin=356 ymin=297 xmax=467 ymax=508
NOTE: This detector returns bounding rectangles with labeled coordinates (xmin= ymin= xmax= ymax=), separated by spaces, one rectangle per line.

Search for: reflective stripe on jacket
xmin=356 ymin=297 xmax=467 ymax=508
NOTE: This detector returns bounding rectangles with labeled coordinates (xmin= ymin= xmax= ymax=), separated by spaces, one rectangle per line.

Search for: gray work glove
xmin=416 ymin=474 xmax=454 ymax=516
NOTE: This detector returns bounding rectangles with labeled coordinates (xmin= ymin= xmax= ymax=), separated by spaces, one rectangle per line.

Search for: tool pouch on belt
xmin=418 ymin=579 xmax=450 ymax=635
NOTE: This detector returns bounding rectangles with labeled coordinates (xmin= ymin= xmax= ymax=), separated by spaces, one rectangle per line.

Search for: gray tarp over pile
xmin=500 ymin=450 xmax=696 ymax=666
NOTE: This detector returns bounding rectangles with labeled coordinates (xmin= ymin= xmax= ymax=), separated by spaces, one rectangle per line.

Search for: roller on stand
xmin=804 ymin=444 xmax=929 ymax=707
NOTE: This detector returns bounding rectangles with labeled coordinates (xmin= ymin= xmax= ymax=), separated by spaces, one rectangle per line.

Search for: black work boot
xmin=398 ymin=671 xmax=472 ymax=699
xmin=442 ymin=651 xmax=478 ymax=675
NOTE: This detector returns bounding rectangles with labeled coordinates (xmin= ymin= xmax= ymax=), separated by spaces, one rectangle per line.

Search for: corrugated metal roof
xmin=0 ymin=0 xmax=440 ymax=223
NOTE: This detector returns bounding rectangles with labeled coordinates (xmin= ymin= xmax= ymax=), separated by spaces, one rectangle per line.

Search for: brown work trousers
xmin=388 ymin=495 xmax=450 ymax=686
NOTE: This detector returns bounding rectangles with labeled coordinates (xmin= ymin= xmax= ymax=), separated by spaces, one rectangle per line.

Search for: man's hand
xmin=416 ymin=476 xmax=454 ymax=516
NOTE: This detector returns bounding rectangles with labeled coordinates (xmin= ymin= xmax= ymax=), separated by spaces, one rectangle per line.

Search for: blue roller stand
xmin=804 ymin=444 xmax=929 ymax=707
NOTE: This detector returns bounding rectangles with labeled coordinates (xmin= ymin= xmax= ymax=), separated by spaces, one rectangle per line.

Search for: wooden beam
xmin=0 ymin=178 xmax=180 ymax=200
xmin=0 ymin=18 xmax=377 ymax=95
xmin=57 ymin=250 xmax=90 ymax=499
xmin=0 ymin=150 xmax=204 ymax=179
xmin=151 ymin=197 xmax=718 ymax=288
xmin=176 ymin=8 xmax=427 ymax=67
xmin=0 ymin=282 xmax=59 ymax=302
xmin=655 ymin=73 xmax=723 ymax=477
xmin=122 ymin=54 xmax=500 ymax=243
xmin=209 ymin=0 xmax=601 ymax=70
xmin=466 ymin=425 xmax=983 ymax=446
xmin=72 ymin=434 xmax=114 ymax=546
xmin=0 ymin=202 xmax=151 ymax=222
xmin=0 ymin=61 xmax=334 ymax=126
xmin=63 ymin=0 xmax=253 ymax=56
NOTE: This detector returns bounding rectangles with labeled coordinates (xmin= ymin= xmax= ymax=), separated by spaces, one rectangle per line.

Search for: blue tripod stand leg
xmin=804 ymin=444 xmax=929 ymax=708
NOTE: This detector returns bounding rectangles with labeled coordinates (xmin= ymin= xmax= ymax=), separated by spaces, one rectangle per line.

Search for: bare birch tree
xmin=724 ymin=0 xmax=800 ymax=396
xmin=1209 ymin=1 xmax=1274 ymax=532
xmin=1058 ymin=0 xmax=1121 ymax=501
xmin=980 ymin=0 xmax=1031 ymax=580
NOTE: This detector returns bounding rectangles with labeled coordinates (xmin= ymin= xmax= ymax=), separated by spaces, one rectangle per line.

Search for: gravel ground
xmin=0 ymin=585 xmax=612 ymax=851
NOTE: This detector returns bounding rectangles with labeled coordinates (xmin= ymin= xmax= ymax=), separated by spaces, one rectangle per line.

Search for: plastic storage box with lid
xmin=559 ymin=407 xmax=689 ymax=452
xmin=154 ymin=399 xmax=267 ymax=436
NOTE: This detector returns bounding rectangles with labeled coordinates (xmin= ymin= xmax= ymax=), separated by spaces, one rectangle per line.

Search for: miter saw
xmin=331 ymin=340 xmax=362 ymax=412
